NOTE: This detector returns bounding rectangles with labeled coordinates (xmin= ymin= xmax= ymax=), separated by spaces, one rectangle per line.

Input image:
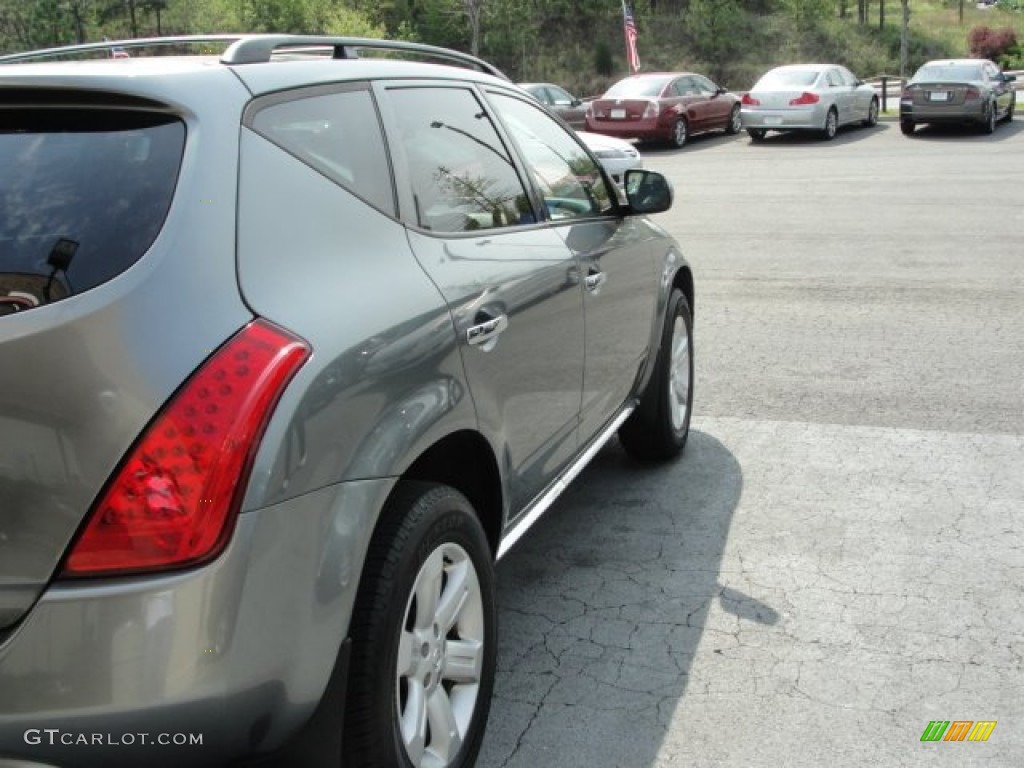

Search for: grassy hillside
xmin=523 ymin=2 xmax=1024 ymax=96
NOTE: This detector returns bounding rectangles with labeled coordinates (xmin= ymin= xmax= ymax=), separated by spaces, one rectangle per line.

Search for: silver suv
xmin=0 ymin=35 xmax=694 ymax=768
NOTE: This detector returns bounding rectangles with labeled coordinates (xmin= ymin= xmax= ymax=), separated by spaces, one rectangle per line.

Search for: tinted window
xmin=693 ymin=75 xmax=717 ymax=94
xmin=756 ymin=69 xmax=819 ymax=88
xmin=251 ymin=88 xmax=394 ymax=215
xmin=914 ymin=64 xmax=984 ymax=82
xmin=489 ymin=93 xmax=614 ymax=221
xmin=548 ymin=86 xmax=574 ymax=105
xmin=389 ymin=87 xmax=530 ymax=233
xmin=605 ymin=76 xmax=672 ymax=99
xmin=0 ymin=110 xmax=184 ymax=317
xmin=673 ymin=78 xmax=697 ymax=96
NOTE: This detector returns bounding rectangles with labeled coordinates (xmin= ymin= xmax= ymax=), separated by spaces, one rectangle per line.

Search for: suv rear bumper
xmin=0 ymin=479 xmax=393 ymax=767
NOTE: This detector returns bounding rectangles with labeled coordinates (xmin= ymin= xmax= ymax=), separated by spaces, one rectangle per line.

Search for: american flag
xmin=622 ymin=1 xmax=640 ymax=73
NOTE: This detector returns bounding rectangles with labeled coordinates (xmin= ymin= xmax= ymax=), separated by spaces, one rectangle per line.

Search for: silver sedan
xmin=740 ymin=63 xmax=879 ymax=141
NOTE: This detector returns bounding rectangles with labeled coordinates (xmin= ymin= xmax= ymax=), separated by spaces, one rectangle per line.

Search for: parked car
xmin=899 ymin=58 xmax=1016 ymax=136
xmin=518 ymin=81 xmax=588 ymax=129
xmin=740 ymin=63 xmax=879 ymax=142
xmin=585 ymin=71 xmax=742 ymax=148
xmin=577 ymin=130 xmax=642 ymax=183
xmin=0 ymin=34 xmax=694 ymax=768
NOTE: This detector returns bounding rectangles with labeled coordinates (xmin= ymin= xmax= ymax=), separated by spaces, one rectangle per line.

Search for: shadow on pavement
xmin=481 ymin=429 xmax=754 ymax=768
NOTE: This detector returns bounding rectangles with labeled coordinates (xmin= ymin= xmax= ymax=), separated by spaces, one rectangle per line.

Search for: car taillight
xmin=643 ymin=100 xmax=659 ymax=119
xmin=62 ymin=319 xmax=310 ymax=577
xmin=741 ymin=93 xmax=760 ymax=106
xmin=789 ymin=92 xmax=819 ymax=106
xmin=965 ymin=86 xmax=981 ymax=99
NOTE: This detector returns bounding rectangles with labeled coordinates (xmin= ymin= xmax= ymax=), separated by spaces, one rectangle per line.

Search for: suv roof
xmin=0 ymin=34 xmax=513 ymax=100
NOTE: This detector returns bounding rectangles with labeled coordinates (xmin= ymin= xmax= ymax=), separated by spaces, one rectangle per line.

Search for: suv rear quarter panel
xmin=234 ymin=124 xmax=478 ymax=511
xmin=0 ymin=66 xmax=254 ymax=632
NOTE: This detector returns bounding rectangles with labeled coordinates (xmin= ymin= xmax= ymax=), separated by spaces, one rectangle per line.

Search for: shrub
xmin=967 ymin=26 xmax=1018 ymax=61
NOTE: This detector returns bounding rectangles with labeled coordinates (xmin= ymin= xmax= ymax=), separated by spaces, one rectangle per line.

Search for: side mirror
xmin=571 ymin=98 xmax=583 ymax=107
xmin=1005 ymin=73 xmax=1017 ymax=82
xmin=624 ymin=169 xmax=673 ymax=215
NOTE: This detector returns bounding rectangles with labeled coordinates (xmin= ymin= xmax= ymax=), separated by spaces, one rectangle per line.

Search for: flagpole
xmin=621 ymin=1 xmax=640 ymax=74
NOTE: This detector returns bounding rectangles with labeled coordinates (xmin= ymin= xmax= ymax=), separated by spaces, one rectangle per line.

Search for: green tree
xmin=781 ymin=0 xmax=832 ymax=31
xmin=686 ymin=0 xmax=745 ymax=81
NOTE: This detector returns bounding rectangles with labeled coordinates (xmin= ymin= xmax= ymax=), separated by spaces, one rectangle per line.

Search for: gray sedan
xmin=518 ymin=82 xmax=588 ymax=130
xmin=741 ymin=63 xmax=879 ymax=141
xmin=900 ymin=58 xmax=1016 ymax=135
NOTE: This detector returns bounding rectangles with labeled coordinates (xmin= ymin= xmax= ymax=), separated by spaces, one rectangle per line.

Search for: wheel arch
xmin=401 ymin=429 xmax=504 ymax=557
xmin=673 ymin=264 xmax=695 ymax=328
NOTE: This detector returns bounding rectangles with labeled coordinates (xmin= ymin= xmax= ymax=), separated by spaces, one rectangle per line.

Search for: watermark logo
xmin=920 ymin=720 xmax=997 ymax=742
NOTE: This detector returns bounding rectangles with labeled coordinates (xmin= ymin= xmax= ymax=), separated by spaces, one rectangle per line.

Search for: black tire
xmin=983 ymin=100 xmax=997 ymax=134
xmin=900 ymin=119 xmax=915 ymax=136
xmin=670 ymin=117 xmax=688 ymax=148
xmin=725 ymin=104 xmax=742 ymax=135
xmin=820 ymin=108 xmax=838 ymax=140
xmin=747 ymin=128 xmax=766 ymax=142
xmin=619 ymin=289 xmax=693 ymax=461
xmin=343 ymin=482 xmax=497 ymax=768
xmin=1005 ymin=97 xmax=1015 ymax=122
xmin=863 ymin=97 xmax=879 ymax=127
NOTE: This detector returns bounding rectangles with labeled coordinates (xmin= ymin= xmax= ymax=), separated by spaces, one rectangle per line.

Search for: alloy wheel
xmin=668 ymin=315 xmax=691 ymax=431
xmin=397 ymin=542 xmax=485 ymax=767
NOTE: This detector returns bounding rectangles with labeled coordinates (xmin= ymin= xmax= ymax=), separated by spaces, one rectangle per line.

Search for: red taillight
xmin=965 ymin=86 xmax=981 ymax=99
xmin=63 ymin=320 xmax=310 ymax=577
xmin=643 ymin=100 xmax=659 ymax=119
xmin=789 ymin=92 xmax=820 ymax=106
xmin=741 ymin=93 xmax=760 ymax=106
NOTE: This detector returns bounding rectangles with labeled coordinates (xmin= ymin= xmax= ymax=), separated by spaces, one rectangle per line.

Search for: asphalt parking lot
xmin=479 ymin=118 xmax=1024 ymax=767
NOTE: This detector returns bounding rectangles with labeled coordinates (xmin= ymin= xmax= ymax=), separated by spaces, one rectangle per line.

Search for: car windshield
xmin=604 ymin=76 xmax=672 ymax=99
xmin=755 ymin=69 xmax=820 ymax=89
xmin=914 ymin=64 xmax=984 ymax=82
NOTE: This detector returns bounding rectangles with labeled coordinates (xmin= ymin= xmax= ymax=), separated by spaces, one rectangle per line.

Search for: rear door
xmin=379 ymin=83 xmax=585 ymax=516
xmin=693 ymin=74 xmax=732 ymax=131
xmin=826 ymin=67 xmax=854 ymax=124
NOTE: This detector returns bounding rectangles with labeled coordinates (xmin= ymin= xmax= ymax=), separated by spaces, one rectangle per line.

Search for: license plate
xmin=764 ymin=116 xmax=782 ymax=126
xmin=610 ymin=108 xmax=626 ymax=119
xmin=928 ymin=91 xmax=950 ymax=102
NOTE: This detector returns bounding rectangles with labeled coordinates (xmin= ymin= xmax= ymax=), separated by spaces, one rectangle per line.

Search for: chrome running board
xmin=495 ymin=404 xmax=635 ymax=561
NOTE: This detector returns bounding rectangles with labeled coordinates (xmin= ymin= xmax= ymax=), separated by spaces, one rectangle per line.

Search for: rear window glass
xmin=755 ymin=69 xmax=820 ymax=89
xmin=913 ymin=64 xmax=984 ymax=83
xmin=0 ymin=110 xmax=184 ymax=317
xmin=604 ymin=76 xmax=672 ymax=99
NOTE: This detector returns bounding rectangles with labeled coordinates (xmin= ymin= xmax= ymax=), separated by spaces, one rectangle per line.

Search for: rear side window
xmin=0 ymin=109 xmax=184 ymax=317
xmin=249 ymin=87 xmax=395 ymax=216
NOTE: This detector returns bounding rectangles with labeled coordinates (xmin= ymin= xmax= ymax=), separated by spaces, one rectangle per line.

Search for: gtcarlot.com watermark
xmin=24 ymin=729 xmax=203 ymax=747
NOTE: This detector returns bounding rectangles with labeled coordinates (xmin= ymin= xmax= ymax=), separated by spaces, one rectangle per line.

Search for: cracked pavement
xmin=480 ymin=122 xmax=1024 ymax=767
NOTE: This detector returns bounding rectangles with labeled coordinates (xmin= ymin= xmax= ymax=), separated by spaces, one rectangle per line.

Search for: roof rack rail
xmin=0 ymin=35 xmax=243 ymax=64
xmin=0 ymin=33 xmax=509 ymax=80
xmin=221 ymin=35 xmax=508 ymax=80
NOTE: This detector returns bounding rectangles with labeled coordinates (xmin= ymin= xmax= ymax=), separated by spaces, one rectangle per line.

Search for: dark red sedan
xmin=585 ymin=72 xmax=741 ymax=147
